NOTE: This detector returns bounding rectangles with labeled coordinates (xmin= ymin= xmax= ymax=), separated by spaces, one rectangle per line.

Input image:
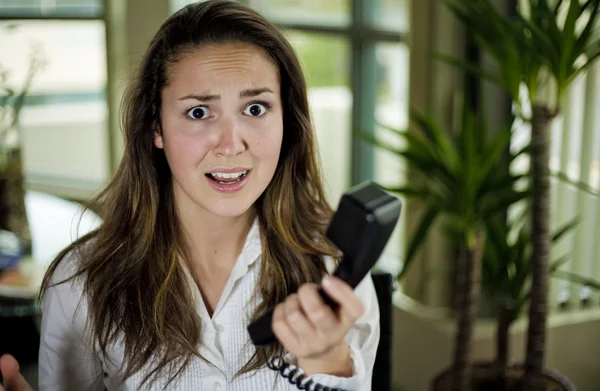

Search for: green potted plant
xmin=470 ymin=211 xmax=582 ymax=390
xmin=0 ymin=25 xmax=45 ymax=258
xmin=365 ymin=98 xmax=528 ymax=390
xmin=427 ymin=205 xmax=599 ymax=391
xmin=442 ymin=1 xmax=600 ymax=388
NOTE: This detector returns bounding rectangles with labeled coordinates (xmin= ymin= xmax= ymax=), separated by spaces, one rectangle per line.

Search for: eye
xmin=186 ymin=106 xmax=210 ymax=120
xmin=243 ymin=102 xmax=268 ymax=117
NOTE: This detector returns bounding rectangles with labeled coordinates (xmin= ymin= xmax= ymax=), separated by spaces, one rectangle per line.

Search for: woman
xmin=0 ymin=1 xmax=379 ymax=390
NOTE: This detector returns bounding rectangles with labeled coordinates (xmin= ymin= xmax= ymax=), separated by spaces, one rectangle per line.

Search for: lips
xmin=206 ymin=170 xmax=248 ymax=183
xmin=205 ymin=169 xmax=252 ymax=193
xmin=205 ymin=167 xmax=252 ymax=174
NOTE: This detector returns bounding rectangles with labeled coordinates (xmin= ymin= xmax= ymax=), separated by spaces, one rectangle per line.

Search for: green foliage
xmin=483 ymin=212 xmax=575 ymax=313
xmin=363 ymin=103 xmax=528 ymax=279
xmin=483 ymin=210 xmax=600 ymax=316
xmin=443 ymin=0 xmax=600 ymax=109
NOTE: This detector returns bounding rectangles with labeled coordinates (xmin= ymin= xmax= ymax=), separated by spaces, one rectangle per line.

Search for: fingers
xmin=272 ymin=298 xmax=301 ymax=353
xmin=272 ymin=278 xmax=366 ymax=362
xmin=0 ymin=354 xmax=33 ymax=391
xmin=297 ymin=284 xmax=337 ymax=333
xmin=321 ymin=276 xmax=365 ymax=326
xmin=284 ymin=293 xmax=317 ymax=339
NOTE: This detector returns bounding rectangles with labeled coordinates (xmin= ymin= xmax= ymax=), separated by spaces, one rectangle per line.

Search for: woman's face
xmin=155 ymin=42 xmax=284 ymax=220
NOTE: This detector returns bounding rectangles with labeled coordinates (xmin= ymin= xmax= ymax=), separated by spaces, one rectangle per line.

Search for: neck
xmin=176 ymin=202 xmax=256 ymax=272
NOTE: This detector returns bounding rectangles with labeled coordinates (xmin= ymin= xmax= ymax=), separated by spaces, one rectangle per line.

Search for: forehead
xmin=165 ymin=42 xmax=280 ymax=91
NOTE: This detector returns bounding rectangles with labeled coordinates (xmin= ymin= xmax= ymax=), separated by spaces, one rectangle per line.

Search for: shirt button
xmin=216 ymin=324 xmax=224 ymax=332
xmin=212 ymin=382 xmax=221 ymax=391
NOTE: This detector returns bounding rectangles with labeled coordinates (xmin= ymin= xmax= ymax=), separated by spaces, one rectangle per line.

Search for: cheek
xmin=255 ymin=127 xmax=283 ymax=163
xmin=163 ymin=133 xmax=212 ymax=170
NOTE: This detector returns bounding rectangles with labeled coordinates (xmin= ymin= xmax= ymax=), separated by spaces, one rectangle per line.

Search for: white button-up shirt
xmin=38 ymin=219 xmax=380 ymax=390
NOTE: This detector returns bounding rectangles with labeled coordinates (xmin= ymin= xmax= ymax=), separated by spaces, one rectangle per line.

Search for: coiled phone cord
xmin=268 ymin=355 xmax=349 ymax=391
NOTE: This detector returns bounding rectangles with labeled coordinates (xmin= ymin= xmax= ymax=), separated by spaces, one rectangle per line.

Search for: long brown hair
xmin=40 ymin=0 xmax=340 ymax=389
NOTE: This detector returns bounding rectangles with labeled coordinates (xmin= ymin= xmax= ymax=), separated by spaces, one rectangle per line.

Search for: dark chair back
xmin=371 ymin=271 xmax=394 ymax=391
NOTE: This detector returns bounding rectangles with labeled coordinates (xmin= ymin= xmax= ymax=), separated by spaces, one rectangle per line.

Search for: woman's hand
xmin=0 ymin=355 xmax=33 ymax=391
xmin=271 ymin=276 xmax=365 ymax=377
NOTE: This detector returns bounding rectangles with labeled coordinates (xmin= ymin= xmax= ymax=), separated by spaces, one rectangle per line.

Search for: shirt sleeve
xmin=38 ymin=254 xmax=106 ymax=391
xmin=284 ymin=271 xmax=380 ymax=391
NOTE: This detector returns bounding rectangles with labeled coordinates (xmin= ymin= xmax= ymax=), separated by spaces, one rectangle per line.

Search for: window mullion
xmin=350 ymin=0 xmax=376 ymax=185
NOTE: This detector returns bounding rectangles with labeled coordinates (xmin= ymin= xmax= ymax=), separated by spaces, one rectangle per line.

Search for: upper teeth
xmin=210 ymin=170 xmax=248 ymax=179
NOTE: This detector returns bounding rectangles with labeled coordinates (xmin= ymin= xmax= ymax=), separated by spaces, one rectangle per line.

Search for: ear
xmin=153 ymin=123 xmax=164 ymax=149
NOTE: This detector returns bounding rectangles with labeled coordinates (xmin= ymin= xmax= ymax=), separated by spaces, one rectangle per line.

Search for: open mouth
xmin=205 ymin=170 xmax=250 ymax=185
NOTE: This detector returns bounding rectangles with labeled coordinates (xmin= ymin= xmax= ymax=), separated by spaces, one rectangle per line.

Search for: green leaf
xmin=480 ymin=189 xmax=532 ymax=218
xmin=551 ymin=216 xmax=580 ymax=243
xmin=511 ymin=142 xmax=536 ymax=161
xmin=551 ymin=171 xmax=600 ymax=197
xmin=573 ymin=0 xmax=600 ymax=60
xmin=383 ymin=186 xmax=445 ymax=206
xmin=552 ymin=271 xmax=600 ymax=290
xmin=516 ymin=13 xmax=559 ymax=66
xmin=398 ymin=206 xmax=440 ymax=280
xmin=484 ymin=216 xmax=511 ymax=260
xmin=476 ymin=125 xmax=513 ymax=185
xmin=382 ymin=186 xmax=422 ymax=197
xmin=553 ymin=0 xmax=565 ymax=15
xmin=572 ymin=47 xmax=600 ymax=81
xmin=434 ymin=52 xmax=506 ymax=93
xmin=559 ymin=0 xmax=581 ymax=85
xmin=410 ymin=110 xmax=459 ymax=171
xmin=550 ymin=255 xmax=570 ymax=273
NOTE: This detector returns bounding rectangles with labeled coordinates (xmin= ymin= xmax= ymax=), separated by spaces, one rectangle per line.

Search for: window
xmin=0 ymin=0 xmax=102 ymax=18
xmin=283 ymin=31 xmax=351 ymax=207
xmin=170 ymin=0 xmax=410 ymax=268
xmin=0 ymin=1 xmax=109 ymax=199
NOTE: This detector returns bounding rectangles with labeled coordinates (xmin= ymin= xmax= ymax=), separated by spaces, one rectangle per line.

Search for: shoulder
xmin=41 ymin=243 xmax=92 ymax=327
xmin=45 ymin=244 xmax=88 ymax=290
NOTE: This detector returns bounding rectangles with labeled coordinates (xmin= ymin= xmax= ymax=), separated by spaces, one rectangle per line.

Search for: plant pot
xmin=431 ymin=361 xmax=576 ymax=391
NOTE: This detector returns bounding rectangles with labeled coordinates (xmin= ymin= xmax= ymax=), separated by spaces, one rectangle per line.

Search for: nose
xmin=213 ymin=117 xmax=246 ymax=157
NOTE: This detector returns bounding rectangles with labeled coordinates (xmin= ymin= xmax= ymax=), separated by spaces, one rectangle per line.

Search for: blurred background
xmin=0 ymin=0 xmax=409 ymax=268
xmin=1 ymin=0 xmax=600 ymax=390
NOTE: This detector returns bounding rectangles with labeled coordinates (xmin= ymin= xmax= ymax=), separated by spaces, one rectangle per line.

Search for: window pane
xmin=0 ymin=0 xmax=102 ymax=18
xmin=367 ymin=0 xmax=409 ymax=33
xmin=171 ymin=0 xmax=349 ymax=26
xmin=169 ymin=0 xmax=208 ymax=14
xmin=285 ymin=31 xmax=351 ymax=205
xmin=250 ymin=0 xmax=349 ymax=26
xmin=0 ymin=21 xmax=109 ymax=194
xmin=373 ymin=42 xmax=409 ymax=268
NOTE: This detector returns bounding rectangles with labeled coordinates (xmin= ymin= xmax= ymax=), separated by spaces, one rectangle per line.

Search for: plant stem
xmin=523 ymin=104 xmax=554 ymax=391
xmin=452 ymin=230 xmax=484 ymax=391
xmin=496 ymin=306 xmax=510 ymax=371
xmin=496 ymin=306 xmax=517 ymax=390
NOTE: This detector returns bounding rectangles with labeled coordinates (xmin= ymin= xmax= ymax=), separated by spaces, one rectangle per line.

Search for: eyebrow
xmin=178 ymin=87 xmax=275 ymax=101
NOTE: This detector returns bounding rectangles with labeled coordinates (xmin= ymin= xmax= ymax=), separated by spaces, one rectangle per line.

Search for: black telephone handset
xmin=247 ymin=181 xmax=402 ymax=346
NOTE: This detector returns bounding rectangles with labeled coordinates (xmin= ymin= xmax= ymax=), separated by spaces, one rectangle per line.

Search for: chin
xmin=207 ymin=196 xmax=257 ymax=219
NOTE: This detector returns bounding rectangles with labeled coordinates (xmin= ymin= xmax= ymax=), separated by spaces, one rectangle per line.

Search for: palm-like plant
xmin=483 ymin=213 xmax=576 ymax=379
xmin=477 ymin=210 xmax=600 ymax=390
xmin=443 ymin=1 xmax=600 ymax=389
xmin=366 ymin=102 xmax=528 ymax=391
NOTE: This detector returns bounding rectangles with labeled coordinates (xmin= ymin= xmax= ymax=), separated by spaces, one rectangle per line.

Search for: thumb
xmin=0 ymin=355 xmax=33 ymax=391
